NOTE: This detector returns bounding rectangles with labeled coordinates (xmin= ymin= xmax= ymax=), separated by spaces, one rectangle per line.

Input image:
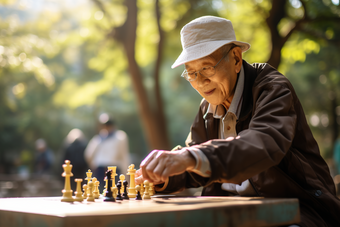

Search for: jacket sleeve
xmin=155 ymin=101 xmax=210 ymax=193
xmin=196 ymin=83 xmax=297 ymax=185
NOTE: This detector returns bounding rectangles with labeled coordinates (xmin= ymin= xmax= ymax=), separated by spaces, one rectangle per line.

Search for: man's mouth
xmin=204 ymin=88 xmax=216 ymax=95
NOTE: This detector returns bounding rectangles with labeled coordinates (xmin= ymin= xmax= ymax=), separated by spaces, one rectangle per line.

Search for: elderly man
xmin=135 ymin=16 xmax=340 ymax=226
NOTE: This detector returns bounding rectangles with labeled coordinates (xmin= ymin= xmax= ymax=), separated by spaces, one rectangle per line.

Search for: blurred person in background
xmin=61 ymin=128 xmax=88 ymax=190
xmin=16 ymin=150 xmax=33 ymax=179
xmin=34 ymin=138 xmax=54 ymax=177
xmin=84 ymin=113 xmax=130 ymax=190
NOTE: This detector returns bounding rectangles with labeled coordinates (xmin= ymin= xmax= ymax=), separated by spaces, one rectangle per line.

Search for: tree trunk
xmin=266 ymin=0 xmax=287 ymax=69
xmin=115 ymin=0 xmax=171 ymax=150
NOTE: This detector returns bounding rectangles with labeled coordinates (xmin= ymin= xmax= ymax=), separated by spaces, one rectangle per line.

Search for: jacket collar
xmin=238 ymin=60 xmax=257 ymax=122
xmin=203 ymin=65 xmax=245 ymax=120
xmin=202 ymin=60 xmax=257 ymax=122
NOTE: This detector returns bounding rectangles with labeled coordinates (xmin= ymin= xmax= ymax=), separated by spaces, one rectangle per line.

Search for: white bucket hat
xmin=171 ymin=16 xmax=250 ymax=69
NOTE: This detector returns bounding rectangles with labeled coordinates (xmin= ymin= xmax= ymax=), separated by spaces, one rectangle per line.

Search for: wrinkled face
xmin=185 ymin=49 xmax=239 ymax=106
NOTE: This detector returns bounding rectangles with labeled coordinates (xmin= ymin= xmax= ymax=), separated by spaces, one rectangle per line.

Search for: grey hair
xmin=219 ymin=43 xmax=239 ymax=57
xmin=209 ymin=43 xmax=239 ymax=62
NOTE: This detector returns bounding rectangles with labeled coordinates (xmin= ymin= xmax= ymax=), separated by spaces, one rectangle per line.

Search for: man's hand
xmin=135 ymin=149 xmax=196 ymax=185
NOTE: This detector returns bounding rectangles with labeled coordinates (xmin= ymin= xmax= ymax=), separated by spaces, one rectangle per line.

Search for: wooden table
xmin=0 ymin=196 xmax=300 ymax=227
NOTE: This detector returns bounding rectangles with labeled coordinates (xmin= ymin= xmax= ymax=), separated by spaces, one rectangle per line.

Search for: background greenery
xmin=0 ymin=0 xmax=339 ymax=177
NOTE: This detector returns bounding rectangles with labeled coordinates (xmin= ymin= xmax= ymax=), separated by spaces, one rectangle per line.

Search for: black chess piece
xmin=103 ymin=170 xmax=115 ymax=202
xmin=122 ymin=180 xmax=129 ymax=200
xmin=135 ymin=187 xmax=142 ymax=201
xmin=116 ymin=181 xmax=123 ymax=201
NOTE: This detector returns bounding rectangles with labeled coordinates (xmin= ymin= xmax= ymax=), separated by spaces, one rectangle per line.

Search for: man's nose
xmin=196 ymin=72 xmax=210 ymax=88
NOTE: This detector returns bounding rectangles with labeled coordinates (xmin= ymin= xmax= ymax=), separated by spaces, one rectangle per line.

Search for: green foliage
xmin=0 ymin=0 xmax=339 ymax=175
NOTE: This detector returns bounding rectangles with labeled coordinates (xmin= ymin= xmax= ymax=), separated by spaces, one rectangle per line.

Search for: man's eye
xmin=188 ymin=72 xmax=195 ymax=76
xmin=202 ymin=66 xmax=213 ymax=71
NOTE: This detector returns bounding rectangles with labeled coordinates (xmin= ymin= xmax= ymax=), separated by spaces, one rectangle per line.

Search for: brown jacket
xmin=161 ymin=61 xmax=340 ymax=227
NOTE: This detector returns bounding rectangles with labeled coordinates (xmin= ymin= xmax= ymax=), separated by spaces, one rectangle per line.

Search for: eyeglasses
xmin=181 ymin=46 xmax=235 ymax=82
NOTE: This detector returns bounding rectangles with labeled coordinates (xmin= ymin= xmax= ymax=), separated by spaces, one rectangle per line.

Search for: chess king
xmin=61 ymin=160 xmax=74 ymax=202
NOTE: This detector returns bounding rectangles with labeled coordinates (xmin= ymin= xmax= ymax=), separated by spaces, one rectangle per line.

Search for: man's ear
xmin=232 ymin=47 xmax=243 ymax=73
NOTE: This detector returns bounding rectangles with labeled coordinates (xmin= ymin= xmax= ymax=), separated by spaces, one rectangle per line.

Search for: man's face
xmin=185 ymin=49 xmax=239 ymax=106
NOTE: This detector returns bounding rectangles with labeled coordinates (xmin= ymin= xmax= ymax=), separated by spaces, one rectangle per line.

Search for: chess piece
xmin=82 ymin=184 xmax=88 ymax=199
xmin=116 ymin=181 xmax=123 ymax=201
xmin=122 ymin=179 xmax=129 ymax=200
xmin=61 ymin=160 xmax=74 ymax=202
xmin=149 ymin=182 xmax=155 ymax=196
xmin=143 ymin=180 xmax=151 ymax=200
xmin=103 ymin=169 xmax=115 ymax=202
xmin=127 ymin=164 xmax=136 ymax=198
xmin=108 ymin=166 xmax=118 ymax=198
xmin=119 ymin=174 xmax=125 ymax=194
xmin=103 ymin=175 xmax=108 ymax=196
xmin=135 ymin=185 xmax=142 ymax=200
xmin=112 ymin=186 xmax=118 ymax=199
xmin=85 ymin=169 xmax=93 ymax=196
xmin=87 ymin=181 xmax=95 ymax=202
xmin=108 ymin=166 xmax=118 ymax=187
xmin=92 ymin=177 xmax=100 ymax=199
xmin=140 ymin=181 xmax=145 ymax=195
xmin=74 ymin=179 xmax=84 ymax=202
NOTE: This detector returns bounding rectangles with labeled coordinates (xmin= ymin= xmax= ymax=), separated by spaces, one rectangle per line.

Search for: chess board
xmin=0 ymin=196 xmax=300 ymax=227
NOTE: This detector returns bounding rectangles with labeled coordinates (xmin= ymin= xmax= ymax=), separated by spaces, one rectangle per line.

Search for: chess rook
xmin=61 ymin=160 xmax=74 ymax=202
xmin=107 ymin=166 xmax=117 ymax=187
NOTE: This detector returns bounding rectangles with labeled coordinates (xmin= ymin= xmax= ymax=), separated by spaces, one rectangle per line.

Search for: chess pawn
xmin=87 ymin=181 xmax=95 ymax=202
xmin=140 ymin=181 xmax=145 ymax=195
xmin=119 ymin=174 xmax=125 ymax=194
xmin=111 ymin=186 xmax=118 ymax=199
xmin=122 ymin=180 xmax=129 ymax=200
xmin=143 ymin=180 xmax=151 ymax=200
xmin=61 ymin=160 xmax=74 ymax=202
xmin=82 ymin=184 xmax=88 ymax=199
xmin=93 ymin=179 xmax=100 ymax=199
xmin=135 ymin=185 xmax=142 ymax=200
xmin=149 ymin=182 xmax=155 ymax=196
xmin=85 ymin=169 xmax=93 ymax=195
xmin=116 ymin=181 xmax=123 ymax=201
xmin=74 ymin=179 xmax=84 ymax=202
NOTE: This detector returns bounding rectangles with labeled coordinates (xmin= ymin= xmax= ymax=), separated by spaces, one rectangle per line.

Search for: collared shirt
xmin=186 ymin=65 xmax=256 ymax=196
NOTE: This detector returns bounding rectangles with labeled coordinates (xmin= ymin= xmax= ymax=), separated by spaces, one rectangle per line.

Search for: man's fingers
xmin=152 ymin=159 xmax=167 ymax=182
xmin=140 ymin=150 xmax=158 ymax=182
xmin=143 ymin=157 xmax=161 ymax=182
xmin=140 ymin=150 xmax=158 ymax=168
xmin=135 ymin=175 xmax=144 ymax=185
xmin=135 ymin=168 xmax=142 ymax=177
